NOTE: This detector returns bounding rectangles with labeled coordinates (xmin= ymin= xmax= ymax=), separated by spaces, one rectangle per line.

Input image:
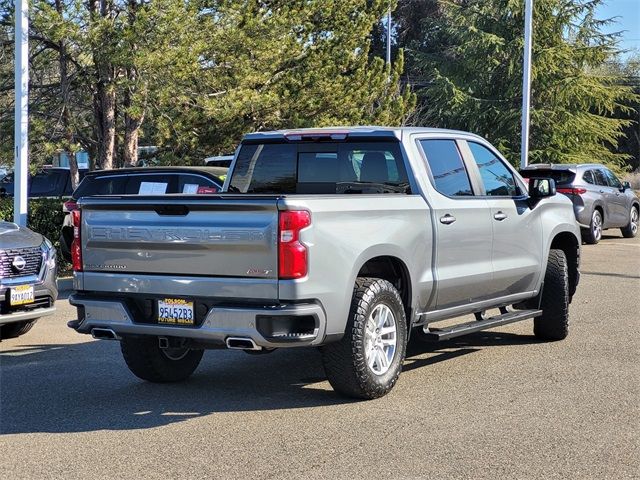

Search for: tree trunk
xmin=55 ymin=0 xmax=80 ymax=187
xmin=123 ymin=69 xmax=145 ymax=167
xmin=89 ymin=0 xmax=117 ymax=171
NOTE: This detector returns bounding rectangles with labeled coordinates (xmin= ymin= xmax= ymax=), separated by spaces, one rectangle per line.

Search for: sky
xmin=596 ymin=0 xmax=640 ymax=58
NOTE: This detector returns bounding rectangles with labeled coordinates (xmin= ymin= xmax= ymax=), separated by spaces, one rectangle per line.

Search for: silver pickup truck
xmin=68 ymin=127 xmax=581 ymax=399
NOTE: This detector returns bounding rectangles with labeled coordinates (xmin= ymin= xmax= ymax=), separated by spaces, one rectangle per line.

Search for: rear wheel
xmin=621 ymin=206 xmax=639 ymax=238
xmin=582 ymin=209 xmax=602 ymax=244
xmin=320 ymin=277 xmax=407 ymax=399
xmin=120 ymin=336 xmax=203 ymax=382
xmin=534 ymin=249 xmax=570 ymax=341
xmin=0 ymin=320 xmax=37 ymax=340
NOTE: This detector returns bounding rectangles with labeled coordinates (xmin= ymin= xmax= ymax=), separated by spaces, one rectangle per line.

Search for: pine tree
xmin=0 ymin=0 xmax=415 ymax=168
xmin=410 ymin=0 xmax=638 ymax=169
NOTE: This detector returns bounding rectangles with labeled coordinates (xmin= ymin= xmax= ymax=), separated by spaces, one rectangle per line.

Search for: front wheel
xmin=0 ymin=320 xmax=37 ymax=340
xmin=621 ymin=206 xmax=639 ymax=238
xmin=320 ymin=277 xmax=407 ymax=399
xmin=534 ymin=249 xmax=570 ymax=341
xmin=120 ymin=336 xmax=204 ymax=382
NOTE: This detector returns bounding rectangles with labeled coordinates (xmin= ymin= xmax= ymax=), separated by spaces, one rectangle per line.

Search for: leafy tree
xmin=410 ymin=0 xmax=638 ymax=169
xmin=0 ymin=0 xmax=415 ymax=170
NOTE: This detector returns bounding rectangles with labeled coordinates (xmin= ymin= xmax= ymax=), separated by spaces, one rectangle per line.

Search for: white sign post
xmin=520 ymin=0 xmax=534 ymax=169
xmin=13 ymin=0 xmax=29 ymax=226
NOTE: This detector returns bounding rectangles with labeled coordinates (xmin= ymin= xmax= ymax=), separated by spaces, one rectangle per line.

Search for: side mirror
xmin=528 ymin=178 xmax=556 ymax=201
xmin=621 ymin=181 xmax=631 ymax=191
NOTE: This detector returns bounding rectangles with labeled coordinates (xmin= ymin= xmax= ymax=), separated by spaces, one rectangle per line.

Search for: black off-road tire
xmin=0 ymin=320 xmax=37 ymax=340
xmin=620 ymin=205 xmax=639 ymax=238
xmin=534 ymin=249 xmax=570 ymax=341
xmin=120 ymin=336 xmax=204 ymax=382
xmin=320 ymin=277 xmax=407 ymax=400
xmin=582 ymin=209 xmax=602 ymax=244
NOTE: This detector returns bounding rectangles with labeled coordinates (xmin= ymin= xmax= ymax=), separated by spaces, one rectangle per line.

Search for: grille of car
xmin=0 ymin=246 xmax=43 ymax=279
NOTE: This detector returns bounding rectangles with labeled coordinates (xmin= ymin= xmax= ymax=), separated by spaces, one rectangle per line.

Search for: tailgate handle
xmin=155 ymin=205 xmax=189 ymax=216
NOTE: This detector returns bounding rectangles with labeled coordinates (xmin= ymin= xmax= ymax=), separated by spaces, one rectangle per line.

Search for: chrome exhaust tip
xmin=91 ymin=328 xmax=120 ymax=340
xmin=225 ymin=337 xmax=262 ymax=351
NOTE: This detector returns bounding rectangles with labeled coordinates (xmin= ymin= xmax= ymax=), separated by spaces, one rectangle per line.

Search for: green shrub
xmin=1 ymin=197 xmax=72 ymax=274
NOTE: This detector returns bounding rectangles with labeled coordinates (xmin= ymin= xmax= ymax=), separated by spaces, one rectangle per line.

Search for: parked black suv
xmin=0 ymin=167 xmax=88 ymax=198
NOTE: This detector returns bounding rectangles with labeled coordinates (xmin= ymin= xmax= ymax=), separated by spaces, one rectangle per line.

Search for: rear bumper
xmin=573 ymin=205 xmax=591 ymax=228
xmin=68 ymin=294 xmax=327 ymax=348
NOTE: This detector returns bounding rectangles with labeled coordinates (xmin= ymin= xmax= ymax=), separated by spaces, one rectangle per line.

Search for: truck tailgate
xmin=79 ymin=196 xmax=279 ymax=279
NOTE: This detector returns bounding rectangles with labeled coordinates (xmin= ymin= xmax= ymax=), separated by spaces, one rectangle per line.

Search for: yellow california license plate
xmin=157 ymin=298 xmax=194 ymax=325
xmin=10 ymin=285 xmax=35 ymax=306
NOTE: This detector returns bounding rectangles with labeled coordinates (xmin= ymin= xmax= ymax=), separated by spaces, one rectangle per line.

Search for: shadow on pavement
xmin=581 ymin=271 xmax=640 ymax=280
xmin=1 ymin=329 xmax=539 ymax=435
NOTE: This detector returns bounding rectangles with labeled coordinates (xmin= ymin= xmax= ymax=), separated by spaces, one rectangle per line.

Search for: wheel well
xmin=594 ymin=205 xmax=604 ymax=220
xmin=357 ymin=256 xmax=412 ymax=322
xmin=550 ymin=232 xmax=580 ymax=298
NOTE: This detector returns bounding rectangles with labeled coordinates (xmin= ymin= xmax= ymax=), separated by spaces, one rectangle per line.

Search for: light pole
xmin=14 ymin=0 xmax=29 ymax=226
xmin=386 ymin=6 xmax=391 ymax=65
xmin=520 ymin=0 xmax=533 ymax=169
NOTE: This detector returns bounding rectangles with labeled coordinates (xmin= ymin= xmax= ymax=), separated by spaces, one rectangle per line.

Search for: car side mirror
xmin=528 ymin=177 xmax=556 ymax=201
xmin=621 ymin=181 xmax=631 ymax=191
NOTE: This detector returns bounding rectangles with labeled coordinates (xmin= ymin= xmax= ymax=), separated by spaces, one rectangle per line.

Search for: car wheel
xmin=320 ymin=277 xmax=407 ymax=399
xmin=120 ymin=336 xmax=204 ymax=382
xmin=534 ymin=249 xmax=569 ymax=341
xmin=582 ymin=209 xmax=602 ymax=244
xmin=621 ymin=205 xmax=639 ymax=238
xmin=0 ymin=320 xmax=37 ymax=340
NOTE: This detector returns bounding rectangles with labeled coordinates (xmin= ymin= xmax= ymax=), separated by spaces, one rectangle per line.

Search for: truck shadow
xmin=1 ymin=330 xmax=537 ymax=435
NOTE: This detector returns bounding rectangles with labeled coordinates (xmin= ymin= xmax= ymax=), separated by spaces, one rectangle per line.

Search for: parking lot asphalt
xmin=1 ymin=232 xmax=638 ymax=480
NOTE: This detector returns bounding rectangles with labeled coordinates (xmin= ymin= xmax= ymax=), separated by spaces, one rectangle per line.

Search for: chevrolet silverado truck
xmin=68 ymin=127 xmax=581 ymax=399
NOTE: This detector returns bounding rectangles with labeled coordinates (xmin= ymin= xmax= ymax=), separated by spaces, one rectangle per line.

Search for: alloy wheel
xmin=364 ymin=304 xmax=397 ymax=375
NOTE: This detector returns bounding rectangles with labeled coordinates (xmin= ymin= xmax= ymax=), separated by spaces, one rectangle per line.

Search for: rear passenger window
xmin=419 ymin=140 xmax=473 ymax=196
xmin=468 ymin=142 xmax=518 ymax=196
xmin=583 ymin=170 xmax=595 ymax=184
xmin=593 ymin=169 xmax=608 ymax=186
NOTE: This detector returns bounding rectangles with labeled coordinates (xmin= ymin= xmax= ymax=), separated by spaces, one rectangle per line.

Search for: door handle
xmin=494 ymin=211 xmax=508 ymax=221
xmin=599 ymin=190 xmax=605 ymax=193
xmin=440 ymin=214 xmax=456 ymax=225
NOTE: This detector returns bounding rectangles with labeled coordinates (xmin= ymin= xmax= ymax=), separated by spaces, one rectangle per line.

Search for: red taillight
xmin=63 ymin=200 xmax=77 ymax=213
xmin=557 ymin=187 xmax=587 ymax=196
xmin=71 ymin=209 xmax=82 ymax=272
xmin=278 ymin=210 xmax=311 ymax=279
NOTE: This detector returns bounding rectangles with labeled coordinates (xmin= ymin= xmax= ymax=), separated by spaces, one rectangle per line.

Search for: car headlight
xmin=42 ymin=238 xmax=57 ymax=269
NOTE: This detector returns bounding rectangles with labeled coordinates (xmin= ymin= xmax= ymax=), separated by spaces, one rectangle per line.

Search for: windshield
xmin=228 ymin=141 xmax=410 ymax=194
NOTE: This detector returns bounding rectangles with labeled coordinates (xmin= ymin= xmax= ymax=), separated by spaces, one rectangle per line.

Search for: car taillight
xmin=63 ymin=200 xmax=77 ymax=213
xmin=278 ymin=210 xmax=311 ymax=279
xmin=71 ymin=209 xmax=82 ymax=272
xmin=557 ymin=187 xmax=587 ymax=196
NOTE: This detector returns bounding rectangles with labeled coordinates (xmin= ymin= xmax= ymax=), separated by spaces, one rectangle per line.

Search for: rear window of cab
xmin=228 ymin=142 xmax=410 ymax=194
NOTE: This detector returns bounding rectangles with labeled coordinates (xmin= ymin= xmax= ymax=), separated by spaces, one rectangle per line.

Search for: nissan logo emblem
xmin=12 ymin=256 xmax=27 ymax=272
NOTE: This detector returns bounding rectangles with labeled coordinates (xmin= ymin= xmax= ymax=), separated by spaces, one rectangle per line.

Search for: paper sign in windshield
xmin=139 ymin=182 xmax=168 ymax=195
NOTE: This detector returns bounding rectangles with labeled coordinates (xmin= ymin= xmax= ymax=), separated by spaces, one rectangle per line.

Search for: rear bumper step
xmin=423 ymin=309 xmax=543 ymax=341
